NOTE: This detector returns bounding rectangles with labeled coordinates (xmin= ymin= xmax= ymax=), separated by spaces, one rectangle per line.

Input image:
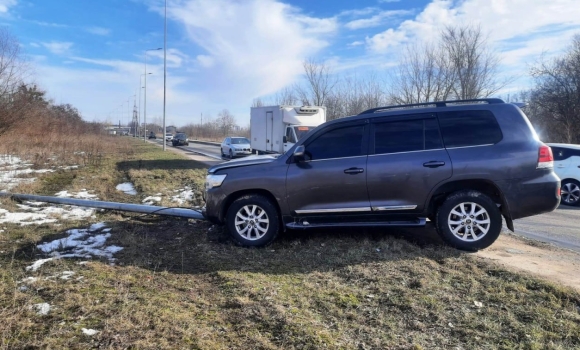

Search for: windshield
xmin=231 ymin=138 xmax=250 ymax=144
xmin=175 ymin=133 xmax=186 ymax=139
xmin=294 ymin=126 xmax=314 ymax=140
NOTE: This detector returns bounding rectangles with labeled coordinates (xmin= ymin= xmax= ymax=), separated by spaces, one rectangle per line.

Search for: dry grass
xmin=0 ymin=138 xmax=579 ymax=349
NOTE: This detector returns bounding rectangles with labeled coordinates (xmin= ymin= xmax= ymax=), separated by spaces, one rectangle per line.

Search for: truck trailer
xmin=250 ymin=105 xmax=326 ymax=154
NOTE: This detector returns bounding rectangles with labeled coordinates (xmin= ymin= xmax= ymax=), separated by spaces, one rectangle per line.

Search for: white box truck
xmin=250 ymin=105 xmax=326 ymax=154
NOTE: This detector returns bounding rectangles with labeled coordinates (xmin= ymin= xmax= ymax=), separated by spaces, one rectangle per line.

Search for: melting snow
xmin=142 ymin=196 xmax=161 ymax=205
xmin=171 ymin=186 xmax=194 ymax=205
xmin=26 ymin=222 xmax=123 ymax=271
xmin=30 ymin=303 xmax=51 ymax=315
xmin=116 ymin=182 xmax=137 ymax=195
xmin=82 ymin=328 xmax=99 ymax=336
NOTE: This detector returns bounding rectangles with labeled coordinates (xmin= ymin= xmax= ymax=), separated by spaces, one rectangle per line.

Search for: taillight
xmin=537 ymin=143 xmax=554 ymax=169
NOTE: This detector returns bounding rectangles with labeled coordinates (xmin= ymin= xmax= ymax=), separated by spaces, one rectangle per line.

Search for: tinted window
xmin=552 ymin=147 xmax=566 ymax=161
xmin=374 ymin=119 xmax=442 ymax=154
xmin=306 ymin=125 xmax=365 ymax=160
xmin=437 ymin=110 xmax=503 ymax=148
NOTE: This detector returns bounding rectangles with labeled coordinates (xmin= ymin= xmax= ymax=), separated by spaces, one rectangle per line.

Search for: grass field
xmin=1 ymin=137 xmax=579 ymax=349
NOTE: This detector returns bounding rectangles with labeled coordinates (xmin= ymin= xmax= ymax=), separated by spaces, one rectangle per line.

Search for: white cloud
xmin=0 ymin=0 xmax=17 ymax=14
xmin=366 ymin=0 xmax=580 ymax=56
xmin=162 ymin=0 xmax=336 ymax=107
xmin=41 ymin=41 xmax=73 ymax=55
xmin=345 ymin=10 xmax=413 ymax=30
xmin=86 ymin=26 xmax=111 ymax=36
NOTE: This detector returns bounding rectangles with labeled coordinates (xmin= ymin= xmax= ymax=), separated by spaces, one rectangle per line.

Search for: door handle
xmin=423 ymin=161 xmax=445 ymax=168
xmin=557 ymin=165 xmax=566 ymax=168
xmin=344 ymin=167 xmax=364 ymax=174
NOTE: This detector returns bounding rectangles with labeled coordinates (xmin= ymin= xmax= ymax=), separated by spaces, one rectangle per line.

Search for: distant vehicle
xmin=172 ymin=133 xmax=189 ymax=147
xmin=204 ymin=98 xmax=560 ymax=251
xmin=250 ymin=105 xmax=326 ymax=154
xmin=165 ymin=133 xmax=173 ymax=141
xmin=220 ymin=137 xmax=252 ymax=159
xmin=148 ymin=132 xmax=156 ymax=139
xmin=547 ymin=143 xmax=580 ymax=206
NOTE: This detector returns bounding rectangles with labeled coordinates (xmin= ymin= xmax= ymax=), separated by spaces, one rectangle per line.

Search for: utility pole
xmin=162 ymin=0 xmax=167 ymax=151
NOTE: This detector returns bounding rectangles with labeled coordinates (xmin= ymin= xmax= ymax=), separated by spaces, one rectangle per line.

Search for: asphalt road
xmin=164 ymin=139 xmax=580 ymax=253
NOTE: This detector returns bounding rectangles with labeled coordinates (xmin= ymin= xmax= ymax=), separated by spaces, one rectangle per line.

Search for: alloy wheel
xmin=447 ymin=202 xmax=491 ymax=242
xmin=562 ymin=182 xmax=580 ymax=204
xmin=234 ymin=204 xmax=269 ymax=241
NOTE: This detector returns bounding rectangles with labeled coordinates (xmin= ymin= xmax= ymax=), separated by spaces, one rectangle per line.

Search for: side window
xmin=285 ymin=127 xmax=296 ymax=143
xmin=374 ymin=119 xmax=442 ymax=154
xmin=437 ymin=110 xmax=503 ymax=148
xmin=552 ymin=147 xmax=566 ymax=161
xmin=305 ymin=125 xmax=365 ymax=160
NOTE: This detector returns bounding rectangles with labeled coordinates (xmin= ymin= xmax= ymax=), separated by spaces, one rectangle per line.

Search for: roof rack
xmin=357 ymin=98 xmax=506 ymax=115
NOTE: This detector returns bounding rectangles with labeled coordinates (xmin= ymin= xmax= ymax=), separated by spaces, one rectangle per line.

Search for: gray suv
xmin=203 ymin=99 xmax=560 ymax=251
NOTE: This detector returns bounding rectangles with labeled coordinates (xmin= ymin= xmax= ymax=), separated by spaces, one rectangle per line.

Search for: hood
xmin=208 ymin=154 xmax=279 ymax=173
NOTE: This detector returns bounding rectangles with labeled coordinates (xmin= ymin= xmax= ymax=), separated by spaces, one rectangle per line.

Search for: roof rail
xmin=358 ymin=98 xmax=506 ymax=115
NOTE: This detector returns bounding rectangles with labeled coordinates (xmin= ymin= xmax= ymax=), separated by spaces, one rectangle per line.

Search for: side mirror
xmin=293 ymin=145 xmax=305 ymax=161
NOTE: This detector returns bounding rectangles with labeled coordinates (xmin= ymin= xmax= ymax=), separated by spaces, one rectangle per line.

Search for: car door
xmin=366 ymin=114 xmax=452 ymax=213
xmin=552 ymin=147 xmax=571 ymax=179
xmin=285 ymin=121 xmax=370 ymax=219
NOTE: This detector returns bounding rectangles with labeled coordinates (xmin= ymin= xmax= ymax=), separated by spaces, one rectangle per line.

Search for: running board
xmin=286 ymin=218 xmax=426 ymax=229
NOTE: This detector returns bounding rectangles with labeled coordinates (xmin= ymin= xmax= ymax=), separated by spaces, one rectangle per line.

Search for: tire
xmin=221 ymin=148 xmax=225 ymax=157
xmin=229 ymin=150 xmax=234 ymax=159
xmin=561 ymin=179 xmax=580 ymax=206
xmin=435 ymin=190 xmax=502 ymax=251
xmin=225 ymin=194 xmax=280 ymax=247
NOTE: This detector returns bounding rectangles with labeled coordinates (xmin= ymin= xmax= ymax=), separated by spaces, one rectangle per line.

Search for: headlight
xmin=205 ymin=174 xmax=227 ymax=190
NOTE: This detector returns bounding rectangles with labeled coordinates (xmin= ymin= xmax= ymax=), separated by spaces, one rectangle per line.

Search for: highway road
xmin=157 ymin=138 xmax=580 ymax=253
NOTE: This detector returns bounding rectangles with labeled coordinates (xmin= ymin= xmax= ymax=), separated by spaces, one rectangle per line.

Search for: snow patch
xmin=142 ymin=196 xmax=161 ymax=205
xmin=171 ymin=186 xmax=194 ymax=205
xmin=116 ymin=182 xmax=137 ymax=195
xmin=30 ymin=302 xmax=51 ymax=315
xmin=82 ymin=328 xmax=99 ymax=336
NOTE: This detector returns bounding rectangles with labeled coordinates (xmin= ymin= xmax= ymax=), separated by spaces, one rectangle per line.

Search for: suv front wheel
xmin=226 ymin=194 xmax=280 ymax=247
xmin=435 ymin=190 xmax=502 ymax=251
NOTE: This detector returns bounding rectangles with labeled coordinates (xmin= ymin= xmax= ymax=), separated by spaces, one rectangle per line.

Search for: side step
xmin=286 ymin=218 xmax=427 ymax=230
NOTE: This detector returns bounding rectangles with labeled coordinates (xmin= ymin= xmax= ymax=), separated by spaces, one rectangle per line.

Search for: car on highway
xmin=165 ymin=133 xmax=173 ymax=141
xmin=204 ymin=98 xmax=561 ymax=251
xmin=172 ymin=133 xmax=189 ymax=147
xmin=220 ymin=137 xmax=252 ymax=159
xmin=148 ymin=132 xmax=156 ymax=139
xmin=547 ymin=143 xmax=580 ymax=206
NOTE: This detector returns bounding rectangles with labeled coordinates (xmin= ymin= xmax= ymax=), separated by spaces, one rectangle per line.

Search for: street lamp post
xmin=139 ymin=73 xmax=152 ymax=140
xmin=163 ymin=0 xmax=167 ymax=151
xmin=144 ymin=48 xmax=162 ymax=142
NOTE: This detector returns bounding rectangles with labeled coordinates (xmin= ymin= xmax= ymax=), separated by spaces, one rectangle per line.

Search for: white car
xmin=165 ymin=133 xmax=174 ymax=141
xmin=220 ymin=137 xmax=252 ymax=159
xmin=548 ymin=143 xmax=580 ymax=206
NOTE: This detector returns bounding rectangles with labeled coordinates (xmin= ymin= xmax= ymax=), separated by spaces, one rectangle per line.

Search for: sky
xmin=1 ymin=0 xmax=580 ymax=128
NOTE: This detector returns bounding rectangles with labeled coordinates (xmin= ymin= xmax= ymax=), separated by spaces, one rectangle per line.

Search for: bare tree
xmin=294 ymin=58 xmax=338 ymax=106
xmin=252 ymin=98 xmax=265 ymax=107
xmin=389 ymin=43 xmax=454 ymax=104
xmin=216 ymin=109 xmax=237 ymax=137
xmin=274 ymin=86 xmax=297 ymax=105
xmin=527 ymin=35 xmax=580 ymax=143
xmin=0 ymin=28 xmax=30 ymax=98
xmin=390 ymin=25 xmax=507 ymax=103
xmin=441 ymin=25 xmax=505 ymax=99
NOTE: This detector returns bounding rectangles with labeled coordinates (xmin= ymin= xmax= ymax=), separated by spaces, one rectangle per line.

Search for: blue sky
xmin=1 ymin=0 xmax=580 ymax=127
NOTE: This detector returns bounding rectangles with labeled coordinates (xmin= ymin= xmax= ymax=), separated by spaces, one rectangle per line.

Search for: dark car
xmin=203 ymin=99 xmax=560 ymax=251
xmin=172 ymin=133 xmax=189 ymax=146
xmin=148 ymin=132 xmax=156 ymax=139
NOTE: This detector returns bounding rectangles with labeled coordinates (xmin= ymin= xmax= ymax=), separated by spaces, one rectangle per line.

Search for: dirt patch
xmin=476 ymin=232 xmax=580 ymax=291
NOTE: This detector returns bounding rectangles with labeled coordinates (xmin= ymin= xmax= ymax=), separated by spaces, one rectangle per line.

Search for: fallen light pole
xmin=0 ymin=192 xmax=205 ymax=220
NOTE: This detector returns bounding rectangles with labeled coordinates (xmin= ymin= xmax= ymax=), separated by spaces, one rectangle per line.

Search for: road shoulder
xmin=475 ymin=232 xmax=580 ymax=291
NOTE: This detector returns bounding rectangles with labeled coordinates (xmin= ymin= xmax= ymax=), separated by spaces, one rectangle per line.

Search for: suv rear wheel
xmin=435 ymin=190 xmax=502 ymax=251
xmin=226 ymin=194 xmax=280 ymax=247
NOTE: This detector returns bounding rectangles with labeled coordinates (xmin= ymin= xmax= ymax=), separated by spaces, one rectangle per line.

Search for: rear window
xmin=437 ymin=110 xmax=503 ymax=148
xmin=373 ymin=118 xmax=442 ymax=154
